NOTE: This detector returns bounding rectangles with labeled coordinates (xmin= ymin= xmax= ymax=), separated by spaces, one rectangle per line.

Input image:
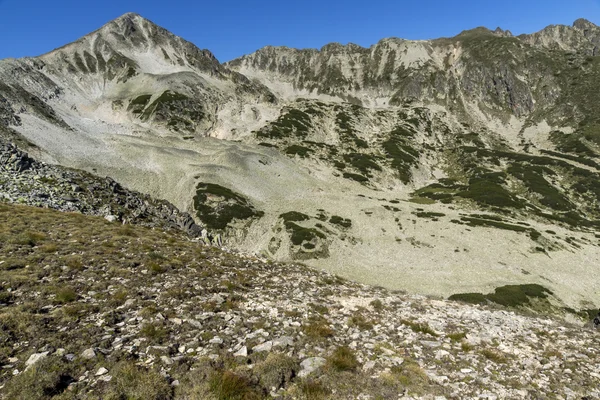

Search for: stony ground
xmin=0 ymin=203 xmax=599 ymax=399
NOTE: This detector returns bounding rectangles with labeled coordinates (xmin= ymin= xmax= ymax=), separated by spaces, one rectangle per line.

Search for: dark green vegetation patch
xmin=279 ymin=211 xmax=328 ymax=248
xmin=283 ymin=222 xmax=326 ymax=246
xmin=456 ymin=172 xmax=524 ymax=209
xmin=343 ymin=172 xmax=369 ymax=183
xmin=459 ymin=216 xmax=529 ymax=233
xmin=193 ymin=183 xmax=263 ymax=230
xmin=285 ymin=144 xmax=313 ymax=157
xmin=256 ymin=108 xmax=312 ymax=139
xmin=413 ymin=143 xmax=600 ymax=230
xmin=127 ymin=94 xmax=152 ymax=114
xmin=449 ymin=284 xmax=553 ymax=308
xmin=382 ymin=126 xmax=419 ymax=184
xmin=343 ymin=153 xmax=382 ymax=176
xmin=414 ymin=211 xmax=446 ymax=219
xmin=280 ymin=211 xmax=310 ymax=222
xmin=329 ymin=215 xmax=352 ymax=228
xmin=127 ymin=90 xmax=205 ymax=133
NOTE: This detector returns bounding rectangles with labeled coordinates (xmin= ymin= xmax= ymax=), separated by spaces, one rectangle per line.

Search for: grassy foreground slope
xmin=0 ymin=204 xmax=599 ymax=399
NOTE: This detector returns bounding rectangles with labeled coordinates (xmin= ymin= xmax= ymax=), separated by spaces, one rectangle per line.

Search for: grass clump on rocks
xmin=326 ymin=346 xmax=359 ymax=372
xmin=208 ymin=370 xmax=262 ymax=400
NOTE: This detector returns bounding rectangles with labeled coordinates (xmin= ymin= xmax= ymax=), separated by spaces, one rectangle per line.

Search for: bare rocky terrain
xmin=0 ymin=203 xmax=599 ymax=399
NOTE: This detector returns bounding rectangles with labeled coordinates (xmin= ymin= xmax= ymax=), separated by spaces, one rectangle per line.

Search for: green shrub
xmin=298 ymin=378 xmax=331 ymax=399
xmin=140 ymin=322 xmax=167 ymax=344
xmin=370 ymin=299 xmax=384 ymax=311
xmin=110 ymin=289 xmax=129 ymax=307
xmin=284 ymin=222 xmax=326 ymax=246
xmin=414 ymin=211 xmax=446 ymax=219
xmin=148 ymin=261 xmax=166 ymax=275
xmin=343 ymin=152 xmax=382 ymax=176
xmin=400 ymin=319 xmax=438 ymax=336
xmin=382 ymin=136 xmax=418 ymax=184
xmin=348 ymin=312 xmax=374 ymax=331
xmin=104 ymin=361 xmax=172 ymax=400
xmin=487 ymin=284 xmax=552 ymax=307
xmin=194 ymin=183 xmax=263 ymax=230
xmin=12 ymin=231 xmax=46 ymax=246
xmin=208 ymin=370 xmax=262 ymax=400
xmin=0 ymin=258 xmax=26 ymax=271
xmin=3 ymin=358 xmax=74 ymax=400
xmin=481 ymin=348 xmax=507 ymax=363
xmin=457 ymin=178 xmax=524 ymax=209
xmin=460 ymin=217 xmax=529 ymax=233
xmin=395 ymin=360 xmax=429 ymax=389
xmin=329 ymin=215 xmax=352 ymax=228
xmin=327 ymin=346 xmax=359 ymax=372
xmin=449 ymin=284 xmax=552 ymax=308
xmin=285 ymin=145 xmax=313 ymax=158
xmin=55 ymin=287 xmax=77 ymax=304
xmin=343 ymin=172 xmax=369 ymax=183
xmin=280 ymin=211 xmax=310 ymax=222
xmin=447 ymin=332 xmax=467 ymax=342
xmin=303 ymin=317 xmax=334 ymax=339
xmin=255 ymin=353 xmax=299 ymax=391
xmin=448 ymin=292 xmax=488 ymax=304
xmin=64 ymin=255 xmax=83 ymax=270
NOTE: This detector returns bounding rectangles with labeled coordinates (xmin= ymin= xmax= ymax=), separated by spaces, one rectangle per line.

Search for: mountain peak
xmin=115 ymin=11 xmax=143 ymax=20
xmin=100 ymin=12 xmax=162 ymax=42
xmin=573 ymin=18 xmax=597 ymax=30
xmin=34 ymin=10 xmax=223 ymax=78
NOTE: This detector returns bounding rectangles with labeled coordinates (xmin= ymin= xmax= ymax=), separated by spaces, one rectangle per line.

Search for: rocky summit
xmin=1 ymin=12 xmax=600 ymax=398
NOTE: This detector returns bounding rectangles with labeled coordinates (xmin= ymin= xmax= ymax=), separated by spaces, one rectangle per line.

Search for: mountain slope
xmin=0 ymin=203 xmax=599 ymax=399
xmin=1 ymin=14 xmax=600 ymax=310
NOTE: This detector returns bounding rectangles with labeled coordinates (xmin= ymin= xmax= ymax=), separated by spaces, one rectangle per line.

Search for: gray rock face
xmin=521 ymin=18 xmax=600 ymax=55
xmin=228 ymin=20 xmax=600 ymax=125
xmin=252 ymin=341 xmax=273 ymax=353
xmin=233 ymin=346 xmax=248 ymax=357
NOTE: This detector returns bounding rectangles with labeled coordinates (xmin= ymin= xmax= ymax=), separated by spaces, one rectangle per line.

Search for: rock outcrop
xmin=0 ymin=137 xmax=203 ymax=237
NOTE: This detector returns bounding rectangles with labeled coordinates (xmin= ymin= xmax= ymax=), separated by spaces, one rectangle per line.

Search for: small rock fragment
xmin=298 ymin=357 xmax=326 ymax=378
xmin=252 ymin=341 xmax=273 ymax=353
xmin=81 ymin=348 xmax=96 ymax=360
xmin=234 ymin=346 xmax=248 ymax=357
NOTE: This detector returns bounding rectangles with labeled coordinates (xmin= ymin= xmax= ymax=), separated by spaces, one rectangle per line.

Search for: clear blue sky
xmin=0 ymin=0 xmax=599 ymax=62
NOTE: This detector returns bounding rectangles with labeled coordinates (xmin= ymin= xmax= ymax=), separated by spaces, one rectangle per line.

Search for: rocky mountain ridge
xmin=228 ymin=18 xmax=600 ymax=124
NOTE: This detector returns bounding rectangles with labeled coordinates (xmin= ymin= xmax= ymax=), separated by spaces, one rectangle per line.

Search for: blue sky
xmin=0 ymin=0 xmax=599 ymax=62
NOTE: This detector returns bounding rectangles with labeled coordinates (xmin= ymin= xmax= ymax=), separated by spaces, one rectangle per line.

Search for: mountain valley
xmin=2 ymin=13 xmax=600 ymax=310
xmin=3 ymin=12 xmax=600 ymax=399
